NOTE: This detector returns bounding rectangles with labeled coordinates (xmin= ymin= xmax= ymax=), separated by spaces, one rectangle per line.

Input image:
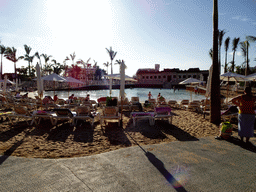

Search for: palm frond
xmin=24 ymin=44 xmax=32 ymax=55
xmin=239 ymin=42 xmax=247 ymax=57
xmin=246 ymin=36 xmax=256 ymax=42
xmin=0 ymin=45 xmax=6 ymax=54
xmin=232 ymin=37 xmax=240 ymax=51
xmin=224 ymin=37 xmax=230 ymax=52
xmin=218 ymin=30 xmax=226 ymax=47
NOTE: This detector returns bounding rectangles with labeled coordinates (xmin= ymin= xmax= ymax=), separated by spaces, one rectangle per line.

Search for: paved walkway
xmin=0 ymin=136 xmax=256 ymax=192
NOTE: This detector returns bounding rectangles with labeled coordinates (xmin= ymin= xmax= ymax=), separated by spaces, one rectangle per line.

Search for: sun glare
xmin=43 ymin=0 xmax=115 ymax=65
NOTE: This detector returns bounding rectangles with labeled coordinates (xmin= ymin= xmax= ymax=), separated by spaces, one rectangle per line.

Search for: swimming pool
xmin=45 ymin=88 xmax=206 ymax=102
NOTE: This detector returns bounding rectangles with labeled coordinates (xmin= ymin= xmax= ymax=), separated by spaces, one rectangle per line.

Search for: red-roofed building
xmin=136 ymin=64 xmax=208 ymax=87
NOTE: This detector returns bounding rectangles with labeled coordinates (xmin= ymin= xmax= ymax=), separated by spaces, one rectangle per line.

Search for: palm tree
xmin=115 ymin=59 xmax=127 ymax=70
xmin=63 ymin=56 xmax=70 ymax=77
xmin=70 ymin=52 xmax=76 ymax=65
xmin=51 ymin=59 xmax=64 ymax=75
xmin=246 ymin=36 xmax=256 ymax=42
xmin=231 ymin=37 xmax=240 ymax=72
xmin=34 ymin=52 xmax=42 ymax=67
xmin=85 ymin=58 xmax=91 ymax=68
xmin=93 ymin=60 xmax=98 ymax=67
xmin=23 ymin=45 xmax=33 ymax=76
xmin=40 ymin=54 xmax=52 ymax=75
xmin=103 ymin=61 xmax=110 ymax=74
xmin=240 ymin=41 xmax=250 ymax=76
xmin=210 ymin=0 xmax=221 ymax=125
xmin=224 ymin=37 xmax=230 ymax=73
xmin=106 ymin=47 xmax=117 ymax=75
xmin=4 ymin=47 xmax=23 ymax=79
xmin=246 ymin=35 xmax=256 ymax=67
xmin=0 ymin=44 xmax=6 ymax=79
xmin=218 ymin=30 xmax=226 ymax=73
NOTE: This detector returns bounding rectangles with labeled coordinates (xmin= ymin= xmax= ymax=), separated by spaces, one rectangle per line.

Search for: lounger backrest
xmin=76 ymin=106 xmax=90 ymax=116
xmin=90 ymin=100 xmax=97 ymax=104
xmin=14 ymin=106 xmax=28 ymax=115
xmin=119 ymin=97 xmax=130 ymax=104
xmin=155 ymin=107 xmax=171 ymax=115
xmin=123 ymin=98 xmax=130 ymax=105
xmin=148 ymin=98 xmax=156 ymax=103
xmin=181 ymin=100 xmax=189 ymax=105
xmin=104 ymin=107 xmax=118 ymax=116
xmin=131 ymin=97 xmax=139 ymax=103
xmin=168 ymin=100 xmax=177 ymax=105
xmin=53 ymin=109 xmax=73 ymax=117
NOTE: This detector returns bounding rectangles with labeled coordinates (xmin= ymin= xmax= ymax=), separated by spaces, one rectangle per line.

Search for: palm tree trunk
xmin=246 ymin=42 xmax=249 ymax=76
xmin=232 ymin=50 xmax=235 ymax=72
xmin=0 ymin=54 xmax=2 ymax=80
xmin=224 ymin=51 xmax=227 ymax=73
xmin=28 ymin=61 xmax=31 ymax=76
xmin=14 ymin=61 xmax=17 ymax=80
xmin=218 ymin=46 xmax=221 ymax=73
xmin=210 ymin=0 xmax=221 ymax=125
xmin=111 ymin=60 xmax=113 ymax=75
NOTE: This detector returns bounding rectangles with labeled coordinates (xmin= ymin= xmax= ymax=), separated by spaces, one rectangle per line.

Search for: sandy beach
xmin=1 ymin=89 xmax=253 ymax=158
xmin=0 ymin=106 xmax=243 ymax=159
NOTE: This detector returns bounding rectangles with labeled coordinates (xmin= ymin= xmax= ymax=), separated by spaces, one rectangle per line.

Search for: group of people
xmin=42 ymin=93 xmax=91 ymax=105
xmin=148 ymin=92 xmax=166 ymax=102
xmin=148 ymin=87 xmax=255 ymax=144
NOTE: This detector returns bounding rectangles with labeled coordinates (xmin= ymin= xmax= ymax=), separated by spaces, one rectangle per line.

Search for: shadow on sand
xmin=155 ymin=121 xmax=199 ymax=141
xmin=103 ymin=122 xmax=132 ymax=146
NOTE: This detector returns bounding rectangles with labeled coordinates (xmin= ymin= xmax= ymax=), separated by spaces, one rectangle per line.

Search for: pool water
xmin=46 ymin=88 xmax=206 ymax=102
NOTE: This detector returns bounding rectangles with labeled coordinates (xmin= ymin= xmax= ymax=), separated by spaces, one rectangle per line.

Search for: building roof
xmin=136 ymin=67 xmax=208 ymax=75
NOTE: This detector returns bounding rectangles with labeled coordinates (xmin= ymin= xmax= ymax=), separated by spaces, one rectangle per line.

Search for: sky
xmin=0 ymin=0 xmax=256 ymax=77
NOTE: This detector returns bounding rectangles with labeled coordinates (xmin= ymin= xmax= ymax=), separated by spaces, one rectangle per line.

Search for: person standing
xmin=148 ymin=91 xmax=152 ymax=100
xmin=231 ymin=87 xmax=256 ymax=144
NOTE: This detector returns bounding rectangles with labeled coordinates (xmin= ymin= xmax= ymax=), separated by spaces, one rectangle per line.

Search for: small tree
xmin=106 ymin=47 xmax=117 ymax=75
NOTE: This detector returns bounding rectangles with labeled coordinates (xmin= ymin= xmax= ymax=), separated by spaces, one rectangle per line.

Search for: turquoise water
xmin=46 ymin=88 xmax=206 ymax=102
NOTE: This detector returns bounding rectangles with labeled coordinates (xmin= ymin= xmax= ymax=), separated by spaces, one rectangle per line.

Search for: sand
xmin=0 ymin=89 xmax=248 ymax=159
xmin=0 ymin=107 xmax=243 ymax=159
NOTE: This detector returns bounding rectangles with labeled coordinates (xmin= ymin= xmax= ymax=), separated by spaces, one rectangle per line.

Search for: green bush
xmin=106 ymin=96 xmax=117 ymax=106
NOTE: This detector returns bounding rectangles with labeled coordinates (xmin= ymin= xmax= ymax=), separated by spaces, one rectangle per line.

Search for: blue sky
xmin=0 ymin=0 xmax=256 ymax=77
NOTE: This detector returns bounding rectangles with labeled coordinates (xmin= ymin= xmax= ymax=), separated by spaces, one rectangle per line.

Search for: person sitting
xmin=68 ymin=94 xmax=75 ymax=103
xmin=15 ymin=92 xmax=21 ymax=98
xmin=157 ymin=93 xmax=165 ymax=103
xmin=43 ymin=96 xmax=54 ymax=105
xmin=54 ymin=94 xmax=59 ymax=103
xmin=22 ymin=93 xmax=28 ymax=99
xmin=43 ymin=96 xmax=50 ymax=105
xmin=215 ymin=121 xmax=233 ymax=140
xmin=157 ymin=93 xmax=161 ymax=100
xmin=85 ymin=94 xmax=90 ymax=101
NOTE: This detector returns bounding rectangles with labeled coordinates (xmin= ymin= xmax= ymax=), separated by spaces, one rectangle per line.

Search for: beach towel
xmin=238 ymin=114 xmax=255 ymax=137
